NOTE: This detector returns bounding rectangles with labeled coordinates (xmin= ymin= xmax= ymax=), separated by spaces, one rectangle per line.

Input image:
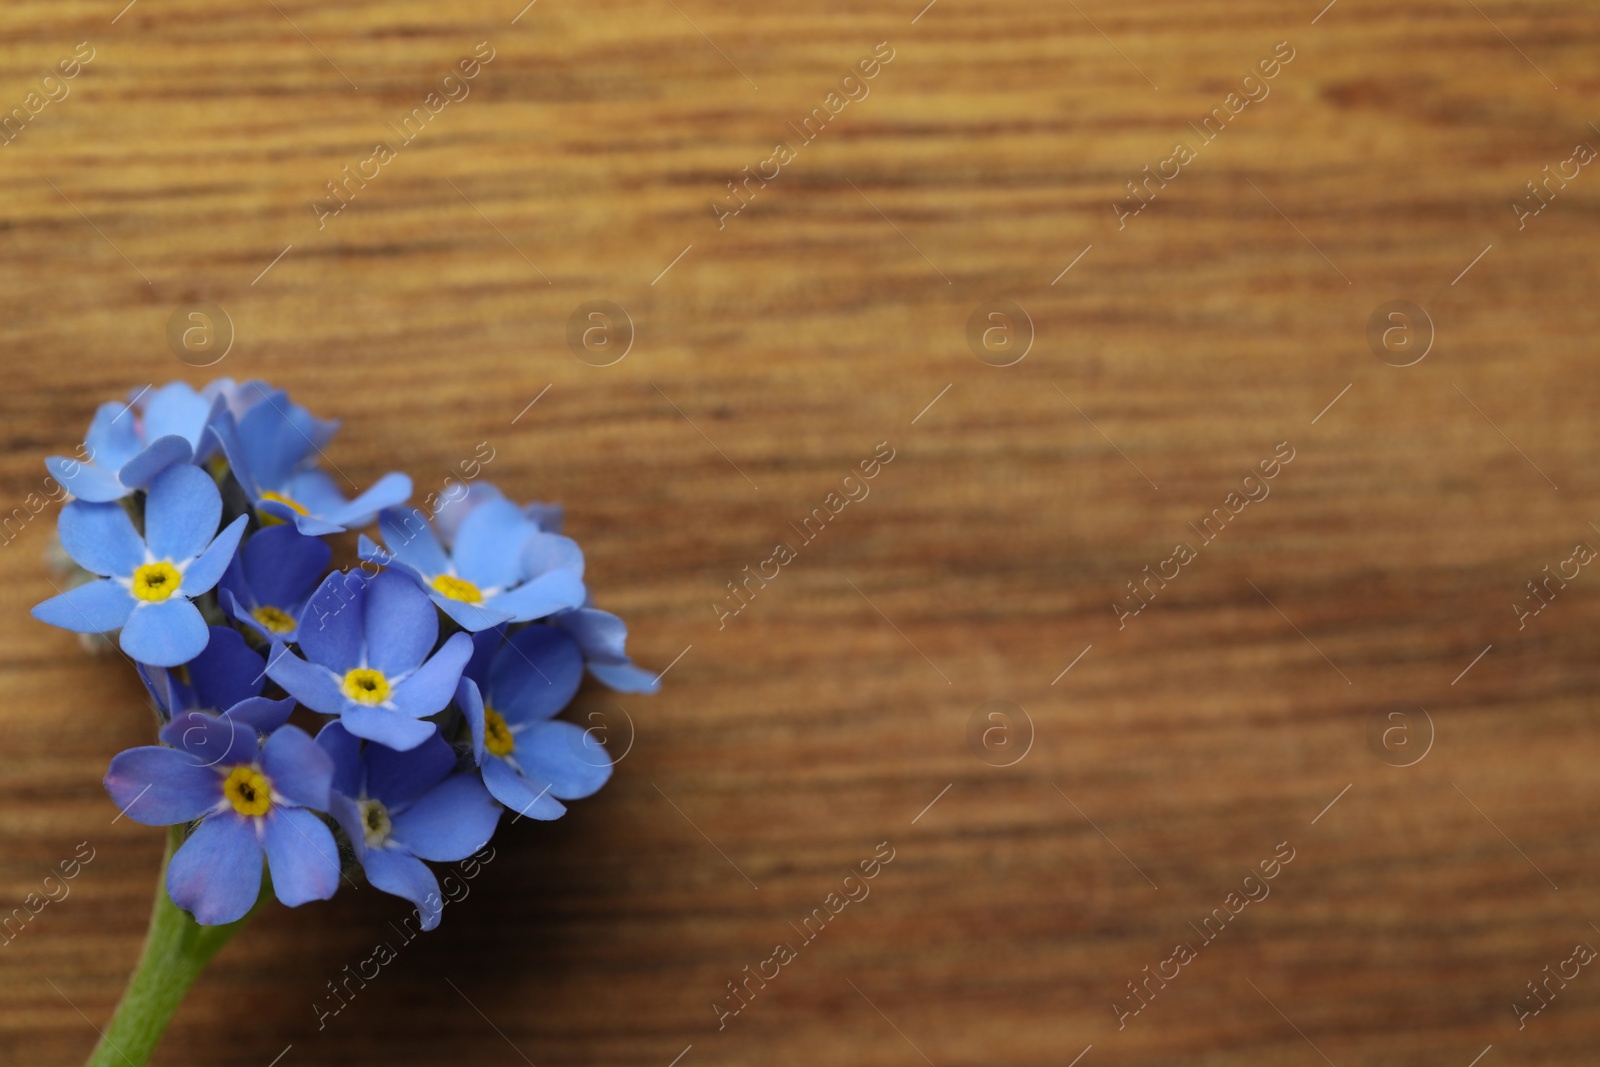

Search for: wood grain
xmin=2 ymin=0 xmax=1599 ymax=1064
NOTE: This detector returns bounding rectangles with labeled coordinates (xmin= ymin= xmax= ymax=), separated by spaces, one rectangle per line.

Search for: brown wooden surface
xmin=3 ymin=1 xmax=1600 ymax=1064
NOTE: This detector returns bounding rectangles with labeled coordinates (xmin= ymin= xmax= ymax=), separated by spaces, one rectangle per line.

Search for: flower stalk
xmin=85 ymin=826 xmax=264 ymax=1067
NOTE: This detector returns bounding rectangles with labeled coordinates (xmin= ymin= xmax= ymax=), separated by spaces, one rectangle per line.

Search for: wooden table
xmin=3 ymin=1 xmax=1598 ymax=1063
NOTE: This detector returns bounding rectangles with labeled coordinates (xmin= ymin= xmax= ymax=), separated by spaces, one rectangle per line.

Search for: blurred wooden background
xmin=2 ymin=0 xmax=1599 ymax=1064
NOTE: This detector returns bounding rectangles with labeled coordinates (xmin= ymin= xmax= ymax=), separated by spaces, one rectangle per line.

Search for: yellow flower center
xmin=251 ymin=605 xmax=297 ymax=634
xmin=258 ymin=491 xmax=308 ymax=526
xmin=341 ymin=668 xmax=392 ymax=706
xmin=222 ymin=766 xmax=273 ymax=816
xmin=358 ymin=798 xmax=392 ymax=847
xmin=431 ymin=574 xmax=484 ymax=603
xmin=483 ymin=706 xmax=515 ymax=757
xmin=131 ymin=561 xmax=182 ymax=603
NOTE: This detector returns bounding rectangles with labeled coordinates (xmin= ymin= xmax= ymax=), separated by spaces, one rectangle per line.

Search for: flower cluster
xmin=34 ymin=380 xmax=655 ymax=928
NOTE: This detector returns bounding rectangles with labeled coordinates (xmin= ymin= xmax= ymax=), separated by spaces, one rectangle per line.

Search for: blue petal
xmin=338 ymin=706 xmax=438 ymax=752
xmin=362 ymin=849 xmax=442 ymax=931
xmin=221 ymin=588 xmax=275 ymax=643
xmin=263 ymin=644 xmax=347 ymax=715
xmin=31 ymin=579 xmax=135 ymax=634
xmin=263 ymin=806 xmax=341 ymax=907
xmin=365 ymin=730 xmax=455 ymax=810
xmin=452 ymin=499 xmax=533 ymax=590
xmin=45 ymin=455 xmax=128 ymax=503
xmin=556 ymin=607 xmax=629 ymax=661
xmin=463 ymin=627 xmax=504 ymax=689
xmin=522 ymin=532 xmax=585 ymax=581
xmin=377 ymin=507 xmax=450 ymax=578
xmin=434 ymin=482 xmax=506 ymax=547
xmin=481 ymin=758 xmax=566 ymax=821
xmin=83 ymin=400 xmax=141 ymax=472
xmin=57 ymin=501 xmax=144 ymax=577
xmin=281 ymin=468 xmax=349 ymax=517
xmin=140 ymin=382 xmax=211 ymax=449
xmin=167 ymin=814 xmax=263 ymax=925
xmin=589 ymin=661 xmax=661 ymax=694
xmin=487 ymin=626 xmax=584 ymax=725
xmin=363 ymin=571 xmax=438 ymax=676
xmin=209 ymin=410 xmax=262 ymax=498
xmin=523 ymin=501 xmax=565 ymax=533
xmin=261 ymin=725 xmax=334 ymax=810
xmin=324 ymin=472 xmax=412 ymax=530
xmin=181 ymin=515 xmax=247 ymax=593
xmin=296 ymin=571 xmax=367 ymax=674
xmin=236 ymin=389 xmax=316 ymax=491
xmin=390 ymin=773 xmax=501 ymax=862
xmin=315 ymin=721 xmax=364 ymax=800
xmin=484 ymin=570 xmax=586 ymax=624
xmin=389 ymin=632 xmax=473 ymax=717
xmin=186 ymin=626 xmax=266 ymax=710
xmin=116 ymin=436 xmax=194 ymax=493
xmin=243 ymin=524 xmax=330 ymax=607
xmin=327 ymin=792 xmax=368 ymax=863
xmin=104 ymin=746 xmax=220 ymax=825
xmin=144 ymin=464 xmax=221 ymax=562
xmin=431 ymin=594 xmax=516 ymax=633
xmin=119 ymin=598 xmax=209 ymax=668
xmin=456 ymin=677 xmax=487 ymax=766
xmin=513 ymin=720 xmax=613 ymax=799
xmin=161 ymin=710 xmax=260 ymax=769
xmin=221 ymin=696 xmax=295 ymax=736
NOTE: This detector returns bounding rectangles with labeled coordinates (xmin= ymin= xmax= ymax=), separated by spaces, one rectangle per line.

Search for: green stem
xmin=86 ymin=825 xmax=265 ymax=1067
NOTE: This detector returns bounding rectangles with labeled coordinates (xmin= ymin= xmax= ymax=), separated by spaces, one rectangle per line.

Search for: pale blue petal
xmin=181 ymin=515 xmax=246 ymax=594
xmin=521 ymin=532 xmax=585 ymax=580
xmin=589 ymin=660 xmax=661 ymax=694
xmin=57 ymin=501 xmax=144 ymax=577
xmin=167 ymin=814 xmax=263 ymax=925
xmin=484 ymin=570 xmax=586 ymax=624
xmin=434 ymin=482 xmax=505 ymax=547
xmin=390 ymin=774 xmax=501 ymax=862
xmin=377 ymin=507 xmax=450 ymax=577
xmin=83 ymin=400 xmax=141 ymax=471
xmin=389 ymin=632 xmax=473 ymax=717
xmin=457 ymin=677 xmax=487 ymax=766
xmin=144 ymin=464 xmax=221 ymax=562
xmin=362 ymin=849 xmax=442 ymax=931
xmin=104 ymin=746 xmax=220 ymax=825
xmin=263 ymin=645 xmax=347 ymax=715
xmin=337 ymin=706 xmax=438 ymax=752
xmin=31 ymin=579 xmax=135 ymax=634
xmin=45 ymin=455 xmax=128 ymax=503
xmin=119 ymin=598 xmax=209 ymax=668
xmin=116 ymin=436 xmax=194 ymax=492
xmin=141 ymin=382 xmax=211 ymax=448
xmin=432 ymin=594 xmax=515 ymax=633
xmin=263 ymin=806 xmax=341 ymax=907
xmin=452 ymin=499 xmax=533 ymax=590
xmin=481 ymin=758 xmax=566 ymax=821
xmin=260 ymin=725 xmax=334 ymax=810
xmin=513 ymin=720 xmax=613 ymax=799
xmin=324 ymin=472 xmax=412 ymax=530
xmin=363 ymin=571 xmax=437 ymax=677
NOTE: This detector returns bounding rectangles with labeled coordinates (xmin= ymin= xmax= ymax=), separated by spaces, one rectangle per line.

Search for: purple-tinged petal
xmin=296 ymin=570 xmax=368 ymax=674
xmin=589 ymin=660 xmax=661 ymax=694
xmin=452 ymin=499 xmax=534 ymax=590
xmin=513 ymin=720 xmax=613 ymax=799
xmin=264 ymin=644 xmax=347 ymax=716
xmin=315 ymin=721 xmax=364 ymax=800
xmin=484 ymin=570 xmax=586 ymax=624
xmin=186 ymin=626 xmax=266 ymax=710
xmin=104 ymin=746 xmax=220 ymax=825
xmin=488 ymin=626 xmax=584 ymax=725
xmin=57 ymin=501 xmax=143 ymax=578
xmin=144 ymin=464 xmax=221 ymax=563
xmin=363 ymin=571 xmax=437 ymax=676
xmin=362 ymin=849 xmax=442 ymax=931
xmin=222 ymin=696 xmax=295 ymax=736
xmin=365 ymin=731 xmax=455 ymax=810
xmin=523 ymin=501 xmax=564 ymax=533
xmin=389 ymin=773 xmax=501 ymax=862
xmin=119 ymin=598 xmax=209 ymax=668
xmin=377 ymin=507 xmax=450 ymax=578
xmin=389 ymin=632 xmax=473 ymax=718
xmin=262 ymin=806 xmax=341 ymax=907
xmin=31 ymin=579 xmax=135 ymax=634
xmin=242 ymin=524 xmax=331 ymax=607
xmin=322 ymin=472 xmax=412 ymax=530
xmin=337 ymin=706 xmax=438 ymax=752
xmin=260 ymin=725 xmax=334 ymax=810
xmin=180 ymin=515 xmax=247 ymax=594
xmin=116 ymin=436 xmax=194 ymax=493
xmin=481 ymin=758 xmax=566 ymax=821
xmin=167 ymin=814 xmax=263 ymax=925
xmin=161 ymin=710 xmax=259 ymax=768
xmin=45 ymin=455 xmax=128 ymax=502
